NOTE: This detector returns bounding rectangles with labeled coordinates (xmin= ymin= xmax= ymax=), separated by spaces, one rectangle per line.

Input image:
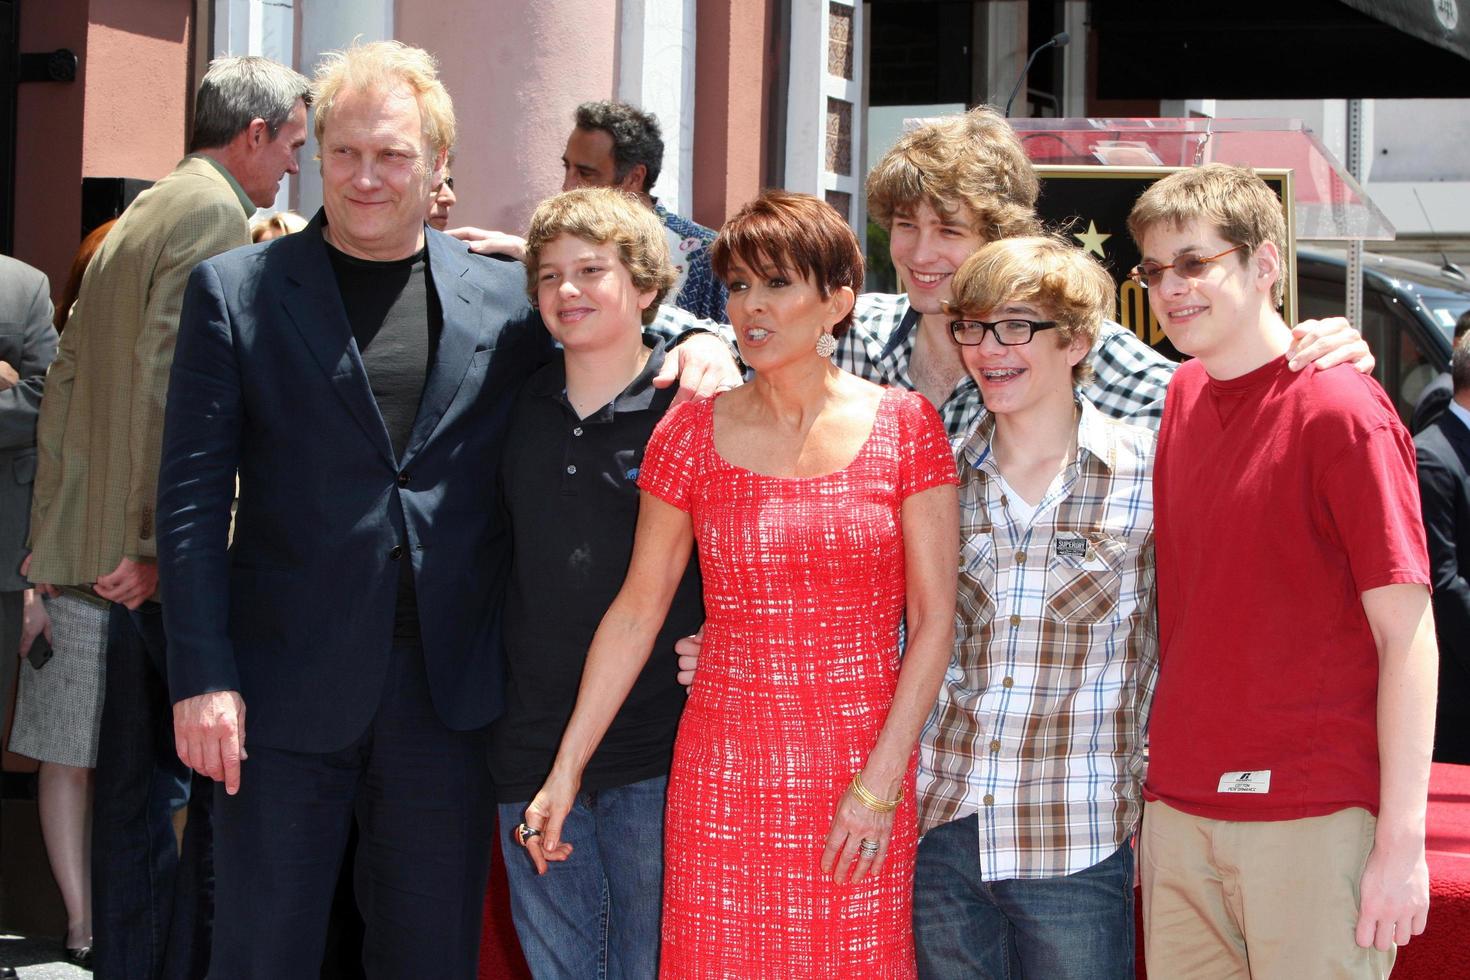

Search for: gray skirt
xmin=10 ymin=592 xmax=109 ymax=768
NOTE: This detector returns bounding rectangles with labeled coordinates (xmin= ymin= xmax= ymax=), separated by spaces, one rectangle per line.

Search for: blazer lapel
xmin=280 ymin=219 xmax=396 ymax=466
xmin=401 ymin=231 xmax=503 ymax=462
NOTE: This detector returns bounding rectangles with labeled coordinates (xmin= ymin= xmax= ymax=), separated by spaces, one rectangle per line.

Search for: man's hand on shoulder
xmin=94 ymin=557 xmax=158 ymax=610
xmin=446 ymin=226 xmax=527 ymax=263
xmin=174 ymin=690 xmax=248 ymax=795
xmin=652 ymin=333 xmax=742 ymax=406
xmin=1356 ymin=836 xmax=1429 ymax=950
xmin=1287 ymin=317 xmax=1374 ymax=374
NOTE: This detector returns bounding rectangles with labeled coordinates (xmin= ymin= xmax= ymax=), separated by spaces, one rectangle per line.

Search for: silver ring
xmin=515 ymin=822 xmax=543 ymax=846
xmin=859 ymin=838 xmax=880 ymax=855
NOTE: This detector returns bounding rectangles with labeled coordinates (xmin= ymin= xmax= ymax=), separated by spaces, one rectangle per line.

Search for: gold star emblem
xmin=1073 ymin=220 xmax=1111 ymax=258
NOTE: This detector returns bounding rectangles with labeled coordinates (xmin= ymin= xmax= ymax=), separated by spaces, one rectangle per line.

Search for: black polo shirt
xmin=489 ymin=337 xmax=704 ymax=802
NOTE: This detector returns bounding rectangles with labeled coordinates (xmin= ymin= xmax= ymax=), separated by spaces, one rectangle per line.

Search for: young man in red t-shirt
xmin=1129 ymin=164 xmax=1437 ymax=978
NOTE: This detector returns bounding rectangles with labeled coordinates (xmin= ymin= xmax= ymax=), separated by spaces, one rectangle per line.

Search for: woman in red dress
xmin=519 ymin=191 xmax=958 ymax=977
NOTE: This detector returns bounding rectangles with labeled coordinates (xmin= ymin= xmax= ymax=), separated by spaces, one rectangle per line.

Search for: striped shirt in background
xmin=918 ymin=398 xmax=1159 ymax=880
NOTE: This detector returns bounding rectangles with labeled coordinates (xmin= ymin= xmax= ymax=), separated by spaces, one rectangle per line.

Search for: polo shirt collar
xmin=530 ymin=335 xmax=669 ymax=418
xmin=190 ymin=154 xmax=256 ymax=217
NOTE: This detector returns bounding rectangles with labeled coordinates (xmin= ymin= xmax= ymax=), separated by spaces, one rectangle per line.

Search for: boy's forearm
xmin=1367 ymin=586 xmax=1437 ymax=846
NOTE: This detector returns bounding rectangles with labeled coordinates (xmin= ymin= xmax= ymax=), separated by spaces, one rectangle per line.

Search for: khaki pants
xmin=1140 ymin=801 xmax=1395 ymax=980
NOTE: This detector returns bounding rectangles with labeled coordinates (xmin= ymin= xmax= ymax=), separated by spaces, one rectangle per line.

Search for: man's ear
xmin=246 ymin=117 xmax=270 ymax=148
xmin=1253 ymin=240 xmax=1282 ymax=296
xmin=617 ymin=163 xmax=648 ymax=195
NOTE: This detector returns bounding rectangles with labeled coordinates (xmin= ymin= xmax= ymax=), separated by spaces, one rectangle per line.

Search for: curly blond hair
xmin=867 ymin=106 xmax=1041 ymax=243
xmin=524 ymin=188 xmax=677 ymax=326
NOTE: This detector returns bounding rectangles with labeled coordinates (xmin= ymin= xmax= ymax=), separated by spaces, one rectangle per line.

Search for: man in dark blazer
xmin=0 ymin=255 xmax=55 ymax=748
xmin=159 ymin=41 xmax=736 ymax=978
xmin=1410 ymin=310 xmax=1470 ymax=435
xmin=1417 ymin=330 xmax=1470 ymax=763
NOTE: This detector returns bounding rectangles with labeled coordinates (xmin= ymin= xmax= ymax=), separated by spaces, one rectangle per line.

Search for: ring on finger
xmin=515 ymin=822 xmax=543 ymax=846
xmin=858 ymin=838 xmax=880 ymax=856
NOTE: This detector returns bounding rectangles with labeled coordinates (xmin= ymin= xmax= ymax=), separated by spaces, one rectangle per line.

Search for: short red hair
xmin=711 ymin=190 xmax=865 ymax=336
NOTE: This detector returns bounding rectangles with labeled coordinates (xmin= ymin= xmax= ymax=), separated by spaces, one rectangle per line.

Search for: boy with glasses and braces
xmin=916 ymin=235 xmax=1157 ymax=979
xmin=1133 ymin=163 xmax=1436 ymax=978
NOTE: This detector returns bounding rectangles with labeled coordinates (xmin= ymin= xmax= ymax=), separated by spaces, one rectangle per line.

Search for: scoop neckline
xmin=707 ymin=386 xmax=895 ymax=482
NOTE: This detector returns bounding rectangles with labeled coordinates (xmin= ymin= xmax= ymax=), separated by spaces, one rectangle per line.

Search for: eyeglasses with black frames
xmin=949 ymin=318 xmax=1059 ymax=347
xmin=1127 ymin=243 xmax=1248 ymax=289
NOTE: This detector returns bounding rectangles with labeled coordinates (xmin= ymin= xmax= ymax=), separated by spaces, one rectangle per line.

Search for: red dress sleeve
xmin=894 ymin=389 xmax=958 ymax=499
xmin=636 ymin=397 xmax=710 ymax=513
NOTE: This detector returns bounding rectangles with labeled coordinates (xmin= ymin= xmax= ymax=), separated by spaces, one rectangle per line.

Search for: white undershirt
xmin=993 ymin=471 xmax=1039 ymax=527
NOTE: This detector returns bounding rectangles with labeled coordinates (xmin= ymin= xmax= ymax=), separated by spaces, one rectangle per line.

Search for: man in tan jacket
xmin=26 ymin=55 xmax=309 ymax=980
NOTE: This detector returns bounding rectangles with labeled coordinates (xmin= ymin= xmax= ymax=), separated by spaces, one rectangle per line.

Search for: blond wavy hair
xmin=312 ymin=41 xmax=455 ymax=178
xmin=867 ymin=106 xmax=1041 ymax=242
xmin=945 ymin=235 xmax=1114 ymax=386
xmin=524 ymin=188 xmax=677 ymax=327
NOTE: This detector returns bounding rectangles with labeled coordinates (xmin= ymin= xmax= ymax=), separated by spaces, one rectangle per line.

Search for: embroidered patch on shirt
xmin=1054 ymin=533 xmax=1089 ymax=558
xmin=1217 ymin=770 xmax=1271 ymax=794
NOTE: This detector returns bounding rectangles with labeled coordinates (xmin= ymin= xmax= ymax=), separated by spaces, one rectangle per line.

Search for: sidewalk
xmin=0 ymin=935 xmax=88 ymax=979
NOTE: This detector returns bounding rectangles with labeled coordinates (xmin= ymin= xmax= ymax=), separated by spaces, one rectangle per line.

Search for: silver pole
xmin=1346 ymin=99 xmax=1364 ymax=330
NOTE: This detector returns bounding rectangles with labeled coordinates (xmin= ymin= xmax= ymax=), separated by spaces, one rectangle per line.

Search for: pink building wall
xmin=396 ymin=0 xmax=618 ymax=236
xmin=14 ymin=0 xmax=192 ymax=300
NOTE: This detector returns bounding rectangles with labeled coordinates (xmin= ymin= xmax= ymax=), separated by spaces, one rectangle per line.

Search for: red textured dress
xmin=637 ymin=387 xmax=957 ymax=978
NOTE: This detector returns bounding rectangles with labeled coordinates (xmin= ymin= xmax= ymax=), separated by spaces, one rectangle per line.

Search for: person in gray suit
xmin=0 ymin=254 xmax=56 ymax=745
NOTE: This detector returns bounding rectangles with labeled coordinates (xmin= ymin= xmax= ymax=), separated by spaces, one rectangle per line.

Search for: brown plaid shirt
xmin=918 ymin=399 xmax=1159 ymax=879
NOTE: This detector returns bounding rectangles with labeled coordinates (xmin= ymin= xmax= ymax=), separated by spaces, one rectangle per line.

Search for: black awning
xmin=1091 ymin=0 xmax=1470 ymax=100
xmin=1337 ymin=0 xmax=1469 ymax=61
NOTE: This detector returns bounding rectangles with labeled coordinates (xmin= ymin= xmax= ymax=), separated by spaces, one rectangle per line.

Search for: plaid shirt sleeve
xmin=1084 ymin=321 xmax=1176 ymax=430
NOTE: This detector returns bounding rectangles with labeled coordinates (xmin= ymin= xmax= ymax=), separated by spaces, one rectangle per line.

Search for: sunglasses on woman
xmin=1128 ymin=243 xmax=1248 ymax=288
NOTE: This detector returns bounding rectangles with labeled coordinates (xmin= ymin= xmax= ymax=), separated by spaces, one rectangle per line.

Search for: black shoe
xmin=0 ymin=965 xmax=17 ymax=979
xmin=65 ymin=944 xmax=94 ymax=971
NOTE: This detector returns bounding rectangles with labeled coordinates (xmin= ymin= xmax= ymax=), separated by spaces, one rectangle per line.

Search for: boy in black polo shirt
xmin=489 ymin=188 xmax=704 ymax=978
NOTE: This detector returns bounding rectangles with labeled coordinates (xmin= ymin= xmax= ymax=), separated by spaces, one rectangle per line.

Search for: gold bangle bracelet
xmin=850 ymin=773 xmax=902 ymax=813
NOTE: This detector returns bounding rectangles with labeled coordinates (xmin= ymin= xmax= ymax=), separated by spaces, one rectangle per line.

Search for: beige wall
xmin=396 ymin=0 xmax=618 ymax=235
xmin=14 ymin=0 xmax=192 ymax=300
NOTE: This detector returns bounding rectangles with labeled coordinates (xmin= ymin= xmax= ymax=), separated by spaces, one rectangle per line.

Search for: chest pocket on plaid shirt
xmin=1044 ymin=528 xmax=1127 ymax=622
xmin=957 ymin=527 xmax=996 ymax=623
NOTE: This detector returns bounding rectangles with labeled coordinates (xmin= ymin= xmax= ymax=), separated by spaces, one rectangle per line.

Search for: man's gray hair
xmin=574 ymin=101 xmax=664 ymax=193
xmin=1454 ymin=329 xmax=1470 ymax=394
xmin=190 ymin=56 xmax=311 ymax=152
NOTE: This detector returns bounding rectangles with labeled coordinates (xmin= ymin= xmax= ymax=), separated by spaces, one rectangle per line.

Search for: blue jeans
xmin=499 ymin=775 xmax=667 ymax=980
xmin=913 ymin=814 xmax=1134 ymax=980
xmin=92 ymin=601 xmax=213 ymax=980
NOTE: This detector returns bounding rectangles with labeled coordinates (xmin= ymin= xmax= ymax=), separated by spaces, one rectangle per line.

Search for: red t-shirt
xmin=1145 ymin=356 xmax=1430 ymax=821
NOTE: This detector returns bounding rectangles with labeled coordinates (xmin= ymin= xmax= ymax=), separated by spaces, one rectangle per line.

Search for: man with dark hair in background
xmin=560 ymin=100 xmax=727 ymax=322
xmin=1417 ymin=331 xmax=1470 ymax=763
xmin=26 ymin=55 xmax=310 ymax=980
xmin=1411 ymin=309 xmax=1470 ymax=434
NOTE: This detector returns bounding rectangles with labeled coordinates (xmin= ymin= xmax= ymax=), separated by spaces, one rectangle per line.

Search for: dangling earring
xmin=815 ymin=332 xmax=837 ymax=358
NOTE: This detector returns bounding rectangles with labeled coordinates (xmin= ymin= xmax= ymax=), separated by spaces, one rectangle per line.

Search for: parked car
xmin=1296 ymin=247 xmax=1466 ymax=425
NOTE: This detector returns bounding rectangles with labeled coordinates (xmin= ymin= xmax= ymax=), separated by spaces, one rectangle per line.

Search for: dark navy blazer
xmin=158 ymin=214 xmax=553 ymax=753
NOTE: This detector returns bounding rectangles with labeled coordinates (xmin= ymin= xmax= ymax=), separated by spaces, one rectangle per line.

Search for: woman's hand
xmin=820 ymin=773 xmax=899 ymax=885
xmin=519 ymin=772 xmax=579 ymax=874
xmin=19 ymin=588 xmax=51 ymax=659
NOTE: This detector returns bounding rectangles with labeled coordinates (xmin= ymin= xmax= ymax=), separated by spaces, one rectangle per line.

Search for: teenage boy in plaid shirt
xmin=914 ymin=235 xmax=1157 ymax=979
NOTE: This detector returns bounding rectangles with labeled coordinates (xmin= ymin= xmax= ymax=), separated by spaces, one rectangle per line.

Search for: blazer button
xmin=397 ymin=472 xmax=410 ymax=487
xmin=389 ymin=545 xmax=404 ymax=561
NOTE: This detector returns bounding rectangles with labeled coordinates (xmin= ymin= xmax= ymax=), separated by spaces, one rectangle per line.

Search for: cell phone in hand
xmin=26 ymin=632 xmax=53 ymax=670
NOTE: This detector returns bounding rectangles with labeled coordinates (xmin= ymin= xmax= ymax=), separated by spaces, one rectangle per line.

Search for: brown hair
xmin=866 ymin=106 xmax=1041 ymax=243
xmin=55 ymin=219 xmax=117 ymax=333
xmin=523 ymin=188 xmax=677 ymax=326
xmin=1127 ymin=163 xmax=1288 ymax=308
xmin=710 ymin=190 xmax=864 ymax=336
xmin=945 ymin=235 xmax=1114 ymax=386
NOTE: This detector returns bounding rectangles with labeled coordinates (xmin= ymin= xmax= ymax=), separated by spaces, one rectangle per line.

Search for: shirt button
xmin=566 ymin=465 xmax=577 ymax=475
xmin=1008 ymin=614 xmax=1021 ymax=628
xmin=397 ymin=472 xmax=410 ymax=487
xmin=989 ymin=739 xmax=1001 ymax=753
xmin=572 ymin=427 xmax=583 ymax=437
xmin=983 ymin=794 xmax=995 ymax=806
xmin=1002 ymin=676 xmax=1014 ymax=688
xmin=388 ymin=545 xmax=404 ymax=561
xmin=999 ymin=495 xmax=1008 ymax=507
xmin=1015 ymin=551 xmax=1027 ymax=564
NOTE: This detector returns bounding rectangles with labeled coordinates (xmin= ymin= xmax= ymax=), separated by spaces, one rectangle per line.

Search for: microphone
xmin=1004 ymin=31 xmax=1071 ymax=118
